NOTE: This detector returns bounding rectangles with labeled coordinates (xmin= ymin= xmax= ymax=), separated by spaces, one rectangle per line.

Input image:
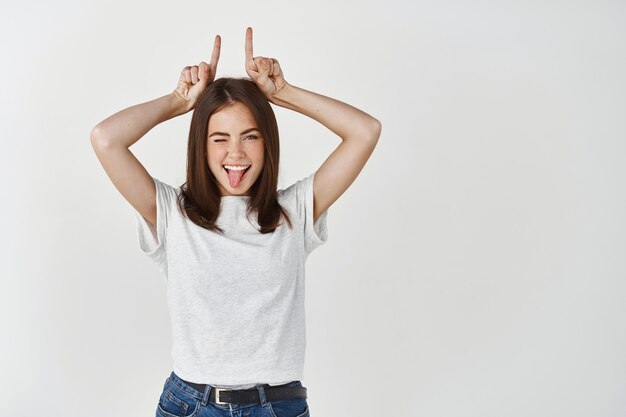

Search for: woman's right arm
xmin=89 ymin=93 xmax=190 ymax=232
xmin=90 ymin=34 xmax=221 ymax=232
xmin=90 ymin=92 xmax=189 ymax=149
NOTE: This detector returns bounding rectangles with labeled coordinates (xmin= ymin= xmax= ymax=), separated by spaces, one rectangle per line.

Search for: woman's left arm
xmin=244 ymin=27 xmax=381 ymax=222
xmin=270 ymin=83 xmax=382 ymax=222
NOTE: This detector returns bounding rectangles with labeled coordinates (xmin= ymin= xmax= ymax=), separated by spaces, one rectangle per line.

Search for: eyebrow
xmin=208 ymin=127 xmax=260 ymax=138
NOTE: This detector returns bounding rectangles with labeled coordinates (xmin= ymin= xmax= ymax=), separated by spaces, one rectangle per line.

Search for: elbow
xmin=90 ymin=125 xmax=109 ymax=149
xmin=372 ymin=118 xmax=382 ymax=136
xmin=341 ymin=118 xmax=382 ymax=144
xmin=367 ymin=118 xmax=382 ymax=143
xmin=90 ymin=124 xmax=102 ymax=142
xmin=89 ymin=125 xmax=107 ymax=146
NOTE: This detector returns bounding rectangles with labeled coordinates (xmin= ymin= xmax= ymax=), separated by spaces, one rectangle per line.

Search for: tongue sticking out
xmin=227 ymin=168 xmax=248 ymax=188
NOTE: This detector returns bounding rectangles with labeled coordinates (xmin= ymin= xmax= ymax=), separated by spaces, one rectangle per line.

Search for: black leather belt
xmin=180 ymin=378 xmax=308 ymax=405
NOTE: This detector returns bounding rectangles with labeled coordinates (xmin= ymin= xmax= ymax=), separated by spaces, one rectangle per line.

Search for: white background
xmin=1 ymin=0 xmax=625 ymax=416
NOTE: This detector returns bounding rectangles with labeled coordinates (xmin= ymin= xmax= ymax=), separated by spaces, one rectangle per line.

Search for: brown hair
xmin=175 ymin=77 xmax=293 ymax=234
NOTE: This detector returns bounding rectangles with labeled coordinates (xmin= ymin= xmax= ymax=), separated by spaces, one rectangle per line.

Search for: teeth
xmin=223 ymin=165 xmax=250 ymax=171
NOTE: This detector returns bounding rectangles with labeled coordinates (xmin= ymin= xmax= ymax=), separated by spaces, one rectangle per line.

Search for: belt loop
xmin=201 ymin=384 xmax=212 ymax=406
xmin=256 ymin=384 xmax=268 ymax=405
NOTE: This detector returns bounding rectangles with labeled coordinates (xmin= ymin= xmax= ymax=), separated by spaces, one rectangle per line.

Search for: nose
xmin=227 ymin=140 xmax=246 ymax=156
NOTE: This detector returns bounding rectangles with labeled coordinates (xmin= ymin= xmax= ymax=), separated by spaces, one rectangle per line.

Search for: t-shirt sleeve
xmin=132 ymin=176 xmax=178 ymax=279
xmin=281 ymin=171 xmax=330 ymax=258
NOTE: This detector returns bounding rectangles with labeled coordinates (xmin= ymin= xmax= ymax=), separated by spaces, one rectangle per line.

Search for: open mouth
xmin=223 ymin=165 xmax=252 ymax=187
xmin=222 ymin=165 xmax=251 ymax=174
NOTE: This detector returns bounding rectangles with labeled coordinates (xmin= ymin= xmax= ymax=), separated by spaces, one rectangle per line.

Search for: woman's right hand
xmin=172 ymin=34 xmax=221 ymax=112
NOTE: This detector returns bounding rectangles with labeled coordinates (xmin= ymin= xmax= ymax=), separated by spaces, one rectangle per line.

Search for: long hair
xmin=175 ymin=77 xmax=293 ymax=234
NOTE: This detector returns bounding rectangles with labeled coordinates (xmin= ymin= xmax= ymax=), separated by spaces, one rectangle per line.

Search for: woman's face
xmin=206 ymin=101 xmax=265 ymax=197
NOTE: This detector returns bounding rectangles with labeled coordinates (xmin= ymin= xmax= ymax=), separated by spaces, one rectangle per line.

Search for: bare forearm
xmin=270 ymin=83 xmax=381 ymax=141
xmin=91 ymin=92 xmax=189 ymax=149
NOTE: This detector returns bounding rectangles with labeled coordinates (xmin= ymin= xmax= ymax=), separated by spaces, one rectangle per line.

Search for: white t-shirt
xmin=133 ymin=172 xmax=329 ymax=389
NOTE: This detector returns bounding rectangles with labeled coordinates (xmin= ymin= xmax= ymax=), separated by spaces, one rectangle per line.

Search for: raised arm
xmin=244 ymin=27 xmax=381 ymax=222
xmin=91 ymin=35 xmax=221 ymax=230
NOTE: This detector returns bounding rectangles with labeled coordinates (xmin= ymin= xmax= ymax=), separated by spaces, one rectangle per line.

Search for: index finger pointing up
xmin=210 ymin=34 xmax=221 ymax=67
xmin=245 ymin=26 xmax=254 ymax=62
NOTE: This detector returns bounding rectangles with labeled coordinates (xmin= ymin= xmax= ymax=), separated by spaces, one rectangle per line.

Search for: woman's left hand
xmin=244 ymin=27 xmax=290 ymax=101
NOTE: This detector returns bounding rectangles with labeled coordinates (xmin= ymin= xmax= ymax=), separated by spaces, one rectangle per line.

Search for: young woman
xmin=91 ymin=27 xmax=381 ymax=417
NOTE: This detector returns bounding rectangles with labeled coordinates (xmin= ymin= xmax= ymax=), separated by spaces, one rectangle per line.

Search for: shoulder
xmin=150 ymin=176 xmax=183 ymax=217
xmin=153 ymin=177 xmax=180 ymax=196
xmin=152 ymin=177 xmax=182 ymax=200
xmin=277 ymin=173 xmax=314 ymax=203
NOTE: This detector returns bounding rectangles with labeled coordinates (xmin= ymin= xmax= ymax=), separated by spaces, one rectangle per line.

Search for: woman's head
xmin=189 ymin=77 xmax=280 ymax=198
xmin=177 ymin=77 xmax=292 ymax=234
xmin=206 ymin=101 xmax=265 ymax=196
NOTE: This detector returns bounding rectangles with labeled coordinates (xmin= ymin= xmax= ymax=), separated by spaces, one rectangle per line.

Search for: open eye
xmin=245 ymin=135 xmax=259 ymax=140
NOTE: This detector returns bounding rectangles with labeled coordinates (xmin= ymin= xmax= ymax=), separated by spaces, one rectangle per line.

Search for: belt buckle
xmin=215 ymin=387 xmax=232 ymax=405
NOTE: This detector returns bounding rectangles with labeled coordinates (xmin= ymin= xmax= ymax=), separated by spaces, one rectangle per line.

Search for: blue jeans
xmin=156 ymin=371 xmax=310 ymax=417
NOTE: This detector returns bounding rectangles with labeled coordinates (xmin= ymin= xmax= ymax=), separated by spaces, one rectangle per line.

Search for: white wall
xmin=1 ymin=0 xmax=625 ymax=416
